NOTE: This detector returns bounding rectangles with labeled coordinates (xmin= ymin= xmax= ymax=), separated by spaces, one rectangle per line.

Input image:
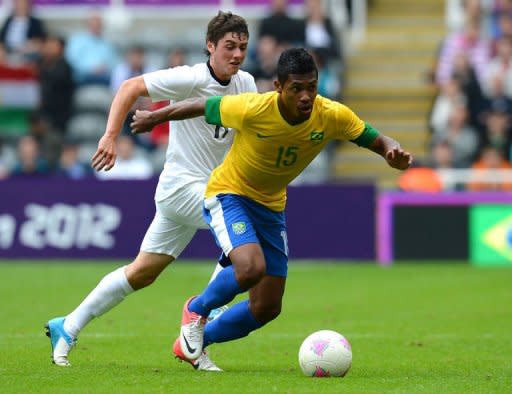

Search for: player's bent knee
xmin=230 ymin=245 xmax=266 ymax=288
xmin=251 ymin=302 xmax=282 ymax=324
xmin=235 ymin=262 xmax=266 ymax=288
xmin=134 ymin=273 xmax=159 ymax=289
xmin=126 ymin=268 xmax=158 ymax=290
xmin=125 ymin=253 xmax=174 ymax=290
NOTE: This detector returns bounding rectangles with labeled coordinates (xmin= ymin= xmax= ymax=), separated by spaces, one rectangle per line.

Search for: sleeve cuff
xmin=205 ymin=96 xmax=223 ymax=126
xmin=351 ymin=122 xmax=380 ymax=147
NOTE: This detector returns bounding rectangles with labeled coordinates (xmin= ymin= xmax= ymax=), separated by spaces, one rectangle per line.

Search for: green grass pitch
xmin=0 ymin=261 xmax=511 ymax=393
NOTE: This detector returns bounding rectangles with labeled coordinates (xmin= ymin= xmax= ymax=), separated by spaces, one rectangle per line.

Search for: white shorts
xmin=140 ymin=181 xmax=208 ymax=258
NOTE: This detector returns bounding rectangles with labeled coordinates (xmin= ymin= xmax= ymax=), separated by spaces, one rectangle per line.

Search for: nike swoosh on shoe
xmin=182 ymin=333 xmax=196 ymax=355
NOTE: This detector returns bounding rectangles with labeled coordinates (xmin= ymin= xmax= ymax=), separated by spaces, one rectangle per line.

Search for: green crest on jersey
xmin=310 ymin=131 xmax=324 ymax=144
xmin=232 ymin=222 xmax=247 ymax=235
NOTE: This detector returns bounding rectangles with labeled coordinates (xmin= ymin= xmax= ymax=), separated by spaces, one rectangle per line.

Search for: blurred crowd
xmin=0 ymin=0 xmax=344 ymax=181
xmin=404 ymin=0 xmax=512 ymax=192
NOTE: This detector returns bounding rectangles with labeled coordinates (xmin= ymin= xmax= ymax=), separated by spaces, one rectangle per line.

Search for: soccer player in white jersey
xmin=45 ymin=11 xmax=256 ymax=371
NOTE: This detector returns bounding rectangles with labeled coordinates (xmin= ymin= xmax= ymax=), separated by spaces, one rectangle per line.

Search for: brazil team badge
xmin=310 ymin=131 xmax=324 ymax=144
xmin=232 ymin=222 xmax=247 ymax=235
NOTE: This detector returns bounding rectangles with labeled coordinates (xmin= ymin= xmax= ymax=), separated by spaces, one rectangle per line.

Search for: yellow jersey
xmin=204 ymin=91 xmax=366 ymax=212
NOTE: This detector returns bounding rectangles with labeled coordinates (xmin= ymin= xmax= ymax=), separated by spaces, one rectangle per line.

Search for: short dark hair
xmin=128 ymin=44 xmax=145 ymax=54
xmin=277 ymin=48 xmax=318 ymax=85
xmin=204 ymin=11 xmax=249 ymax=57
xmin=45 ymin=34 xmax=66 ymax=48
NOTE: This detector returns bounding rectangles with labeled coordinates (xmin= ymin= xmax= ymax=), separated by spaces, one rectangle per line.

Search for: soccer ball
xmin=298 ymin=330 xmax=352 ymax=377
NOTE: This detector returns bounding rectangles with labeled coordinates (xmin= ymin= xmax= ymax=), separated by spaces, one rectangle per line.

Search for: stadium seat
xmin=73 ymin=85 xmax=113 ymax=114
xmin=146 ymin=50 xmax=167 ymax=70
xmin=0 ymin=144 xmax=17 ymax=171
xmin=67 ymin=113 xmax=108 ymax=142
xmin=138 ymin=27 xmax=178 ymax=52
xmin=77 ymin=142 xmax=100 ymax=164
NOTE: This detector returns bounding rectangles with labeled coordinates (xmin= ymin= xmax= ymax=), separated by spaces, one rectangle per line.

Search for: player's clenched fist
xmin=385 ymin=147 xmax=413 ymax=170
xmin=130 ymin=110 xmax=155 ymax=134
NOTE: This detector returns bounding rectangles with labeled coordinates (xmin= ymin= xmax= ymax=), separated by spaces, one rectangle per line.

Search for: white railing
xmin=0 ymin=0 xmax=306 ymax=20
xmin=350 ymin=0 xmax=367 ymax=44
xmin=437 ymin=169 xmax=512 ymax=190
xmin=0 ymin=0 xmax=365 ymax=33
xmin=325 ymin=0 xmax=367 ymax=48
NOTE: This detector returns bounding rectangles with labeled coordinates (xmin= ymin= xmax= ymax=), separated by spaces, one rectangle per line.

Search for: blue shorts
xmin=203 ymin=193 xmax=289 ymax=277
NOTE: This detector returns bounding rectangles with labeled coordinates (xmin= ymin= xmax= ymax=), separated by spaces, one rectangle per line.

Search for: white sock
xmin=208 ymin=263 xmax=224 ymax=284
xmin=64 ymin=266 xmax=134 ymax=338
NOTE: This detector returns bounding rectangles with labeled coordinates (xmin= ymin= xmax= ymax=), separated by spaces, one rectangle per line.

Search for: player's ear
xmin=274 ymin=79 xmax=282 ymax=93
xmin=206 ymin=41 xmax=215 ymax=56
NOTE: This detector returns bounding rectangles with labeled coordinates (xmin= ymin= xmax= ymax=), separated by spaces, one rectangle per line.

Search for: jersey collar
xmin=207 ymin=60 xmax=231 ymax=86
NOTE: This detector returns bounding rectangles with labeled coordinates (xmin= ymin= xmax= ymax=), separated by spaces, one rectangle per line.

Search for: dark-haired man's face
xmin=208 ymin=32 xmax=248 ymax=81
xmin=275 ymin=72 xmax=318 ymax=124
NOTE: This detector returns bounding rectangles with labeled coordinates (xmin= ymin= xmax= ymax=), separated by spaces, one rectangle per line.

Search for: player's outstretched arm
xmin=130 ymin=97 xmax=207 ymax=135
xmin=92 ymin=76 xmax=149 ymax=172
xmin=368 ymin=134 xmax=413 ymax=170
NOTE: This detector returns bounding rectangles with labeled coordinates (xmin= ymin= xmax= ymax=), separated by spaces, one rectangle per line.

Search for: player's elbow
xmin=120 ymin=76 xmax=149 ymax=98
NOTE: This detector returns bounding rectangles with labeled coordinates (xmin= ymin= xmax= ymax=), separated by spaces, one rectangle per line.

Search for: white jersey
xmin=143 ymin=62 xmax=257 ymax=202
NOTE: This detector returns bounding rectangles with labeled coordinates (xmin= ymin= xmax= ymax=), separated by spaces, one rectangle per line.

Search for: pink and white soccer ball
xmin=298 ymin=330 xmax=352 ymax=377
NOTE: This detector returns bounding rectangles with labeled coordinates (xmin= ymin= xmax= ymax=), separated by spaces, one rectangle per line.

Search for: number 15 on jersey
xmin=276 ymin=146 xmax=298 ymax=167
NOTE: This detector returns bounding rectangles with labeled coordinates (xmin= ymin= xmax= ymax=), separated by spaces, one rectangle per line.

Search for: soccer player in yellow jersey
xmin=131 ymin=48 xmax=412 ymax=366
